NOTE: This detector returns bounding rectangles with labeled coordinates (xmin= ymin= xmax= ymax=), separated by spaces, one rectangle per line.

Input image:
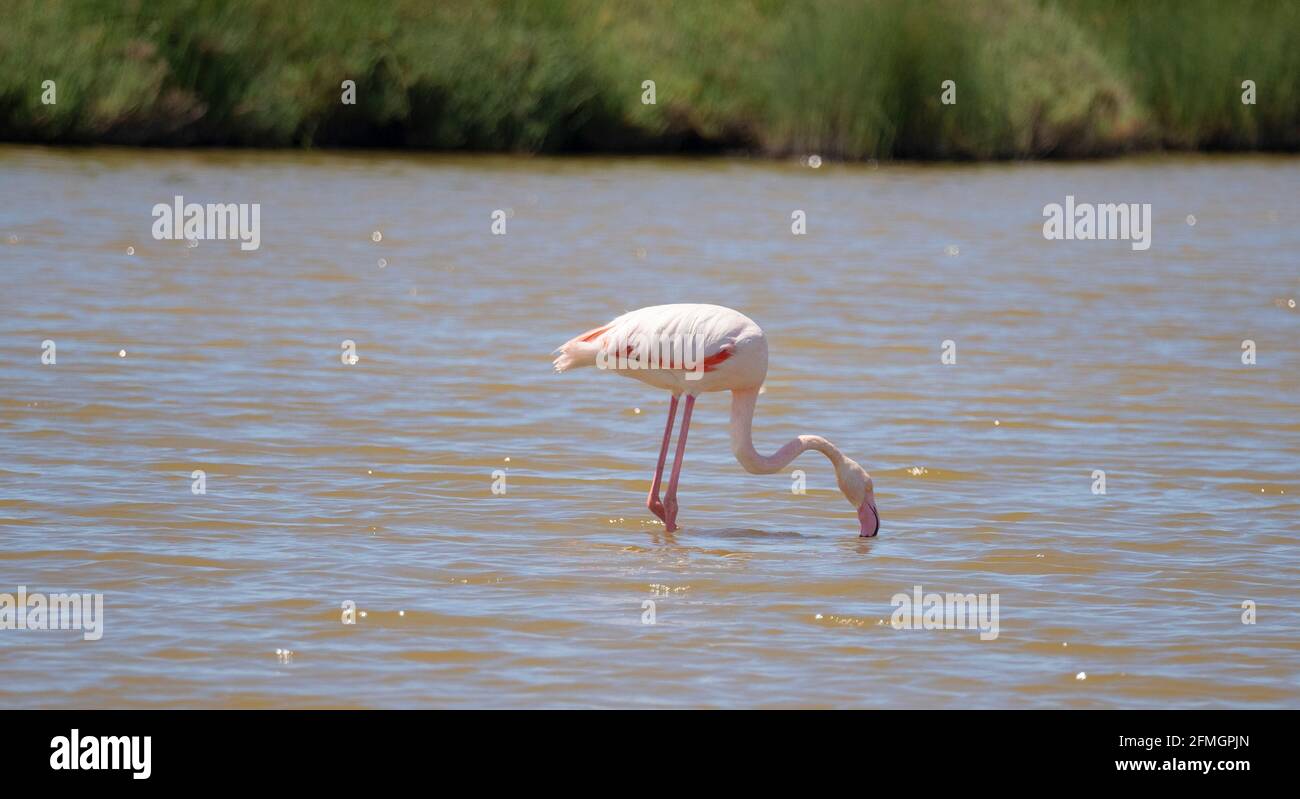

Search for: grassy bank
xmin=1 ymin=0 xmax=1296 ymax=159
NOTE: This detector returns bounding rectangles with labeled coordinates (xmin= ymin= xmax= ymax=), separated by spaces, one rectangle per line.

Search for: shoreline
xmin=2 ymin=140 xmax=1298 ymax=167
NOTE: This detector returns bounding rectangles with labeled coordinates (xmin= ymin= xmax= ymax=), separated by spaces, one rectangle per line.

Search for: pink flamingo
xmin=554 ymin=303 xmax=879 ymax=536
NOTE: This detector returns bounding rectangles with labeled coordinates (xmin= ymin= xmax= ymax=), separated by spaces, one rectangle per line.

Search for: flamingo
xmin=553 ymin=303 xmax=879 ymax=536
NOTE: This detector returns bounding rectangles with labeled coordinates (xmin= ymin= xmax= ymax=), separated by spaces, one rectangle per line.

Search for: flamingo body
xmin=555 ymin=303 xmax=767 ymax=394
xmin=555 ymin=304 xmax=879 ymax=537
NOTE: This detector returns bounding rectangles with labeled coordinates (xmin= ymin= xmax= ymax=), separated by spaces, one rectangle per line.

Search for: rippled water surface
xmin=1 ymin=146 xmax=1297 ymax=707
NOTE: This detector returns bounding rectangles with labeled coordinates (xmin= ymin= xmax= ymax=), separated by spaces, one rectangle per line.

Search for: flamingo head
xmin=835 ymin=457 xmax=879 ymax=537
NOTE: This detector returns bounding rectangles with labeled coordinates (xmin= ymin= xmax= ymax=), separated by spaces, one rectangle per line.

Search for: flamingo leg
xmin=661 ymin=394 xmax=696 ymax=532
xmin=647 ymin=394 xmax=680 ymax=523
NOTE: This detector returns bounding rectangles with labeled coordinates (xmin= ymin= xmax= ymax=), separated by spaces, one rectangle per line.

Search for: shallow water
xmin=1 ymin=145 xmax=1296 ymax=708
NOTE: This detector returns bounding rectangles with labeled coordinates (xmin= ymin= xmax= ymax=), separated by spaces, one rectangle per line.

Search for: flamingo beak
xmin=857 ymin=500 xmax=879 ymax=538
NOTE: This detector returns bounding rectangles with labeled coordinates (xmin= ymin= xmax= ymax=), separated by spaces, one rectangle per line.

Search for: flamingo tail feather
xmin=552 ymin=324 xmax=610 ymax=373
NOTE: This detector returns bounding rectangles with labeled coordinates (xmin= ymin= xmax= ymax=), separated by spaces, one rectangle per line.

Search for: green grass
xmin=0 ymin=0 xmax=1295 ymax=158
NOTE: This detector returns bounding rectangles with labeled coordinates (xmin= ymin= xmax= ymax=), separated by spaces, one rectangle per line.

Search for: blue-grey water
xmin=1 ymin=146 xmax=1297 ymax=707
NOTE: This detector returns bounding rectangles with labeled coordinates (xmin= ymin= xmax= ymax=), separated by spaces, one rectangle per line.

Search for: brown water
xmin=1 ymin=145 xmax=1297 ymax=708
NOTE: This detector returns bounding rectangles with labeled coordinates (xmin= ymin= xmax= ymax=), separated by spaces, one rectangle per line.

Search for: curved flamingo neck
xmin=729 ymin=387 xmax=847 ymax=475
